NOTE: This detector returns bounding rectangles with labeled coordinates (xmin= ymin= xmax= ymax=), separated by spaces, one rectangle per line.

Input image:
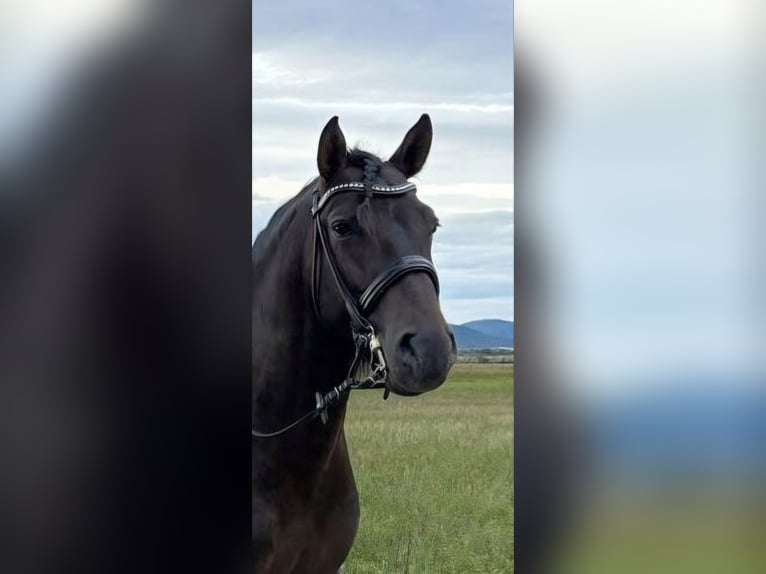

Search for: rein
xmin=252 ymin=174 xmax=439 ymax=439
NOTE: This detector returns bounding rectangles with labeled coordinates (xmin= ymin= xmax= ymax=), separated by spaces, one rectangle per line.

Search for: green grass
xmin=343 ymin=364 xmax=514 ymax=574
xmin=550 ymin=491 xmax=766 ymax=574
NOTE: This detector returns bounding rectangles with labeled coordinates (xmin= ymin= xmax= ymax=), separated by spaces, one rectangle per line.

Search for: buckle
xmin=368 ymin=333 xmax=386 ymax=366
xmin=315 ymin=392 xmax=328 ymax=424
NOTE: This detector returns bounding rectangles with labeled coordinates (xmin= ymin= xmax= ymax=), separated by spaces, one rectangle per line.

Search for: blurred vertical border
xmin=0 ymin=2 xmax=252 ymax=573
xmin=515 ymin=1 xmax=765 ymax=573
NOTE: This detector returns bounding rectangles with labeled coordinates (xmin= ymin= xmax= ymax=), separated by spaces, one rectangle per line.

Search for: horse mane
xmin=252 ymin=177 xmax=320 ymax=260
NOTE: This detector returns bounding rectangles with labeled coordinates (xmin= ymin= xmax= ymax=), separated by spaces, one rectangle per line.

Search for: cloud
xmin=418 ymin=185 xmax=514 ymax=214
xmin=252 ymin=177 xmax=312 ymax=201
xmin=252 ymin=96 xmax=513 ymax=115
xmin=252 ymin=51 xmax=329 ymax=88
xmin=253 ymin=0 xmax=513 ymax=72
xmin=432 ymin=210 xmax=513 ymax=310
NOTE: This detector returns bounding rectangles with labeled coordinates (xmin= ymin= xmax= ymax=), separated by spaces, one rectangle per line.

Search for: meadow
xmin=343 ymin=363 xmax=514 ymax=574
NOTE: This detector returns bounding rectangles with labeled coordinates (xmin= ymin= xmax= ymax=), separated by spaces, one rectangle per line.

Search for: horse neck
xmin=252 ymin=195 xmax=354 ymax=451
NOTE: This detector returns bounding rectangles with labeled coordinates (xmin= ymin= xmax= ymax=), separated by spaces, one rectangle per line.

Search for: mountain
xmin=461 ymin=319 xmax=514 ymax=344
xmin=449 ymin=319 xmax=514 ymax=350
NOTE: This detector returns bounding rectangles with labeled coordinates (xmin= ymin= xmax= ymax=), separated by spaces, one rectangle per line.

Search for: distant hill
xmin=449 ymin=319 xmax=514 ymax=350
xmin=461 ymin=319 xmax=514 ymax=342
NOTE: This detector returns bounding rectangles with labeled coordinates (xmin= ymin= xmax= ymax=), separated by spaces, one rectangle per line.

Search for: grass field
xmin=343 ymin=363 xmax=514 ymax=574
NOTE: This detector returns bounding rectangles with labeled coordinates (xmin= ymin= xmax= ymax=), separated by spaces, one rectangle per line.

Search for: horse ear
xmin=389 ymin=114 xmax=433 ymax=178
xmin=317 ymin=116 xmax=348 ymax=183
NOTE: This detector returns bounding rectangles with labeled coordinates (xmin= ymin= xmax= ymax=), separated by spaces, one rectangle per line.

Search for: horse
xmin=252 ymin=114 xmax=457 ymax=573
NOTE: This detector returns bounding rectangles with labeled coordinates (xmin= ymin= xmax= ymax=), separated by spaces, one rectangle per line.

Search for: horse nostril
xmin=392 ymin=328 xmax=452 ymax=389
xmin=398 ymin=332 xmax=416 ymax=357
xmin=448 ymin=330 xmax=457 ymax=354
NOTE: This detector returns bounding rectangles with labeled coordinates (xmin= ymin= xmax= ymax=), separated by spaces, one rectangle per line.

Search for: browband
xmin=311 ymin=181 xmax=417 ymax=216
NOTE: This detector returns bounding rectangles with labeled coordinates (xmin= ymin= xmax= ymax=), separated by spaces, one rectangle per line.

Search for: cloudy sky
xmin=252 ymin=0 xmax=514 ymax=325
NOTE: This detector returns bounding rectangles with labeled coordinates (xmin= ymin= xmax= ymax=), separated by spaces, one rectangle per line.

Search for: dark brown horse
xmin=252 ymin=115 xmax=456 ymax=573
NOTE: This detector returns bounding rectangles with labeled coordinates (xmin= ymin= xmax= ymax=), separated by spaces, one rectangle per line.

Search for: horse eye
xmin=430 ymin=222 xmax=441 ymax=234
xmin=331 ymin=221 xmax=352 ymax=237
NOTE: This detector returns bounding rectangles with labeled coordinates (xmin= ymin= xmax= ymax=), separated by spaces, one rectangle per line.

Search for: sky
xmin=516 ymin=0 xmax=764 ymax=392
xmin=252 ymin=0 xmax=514 ymax=325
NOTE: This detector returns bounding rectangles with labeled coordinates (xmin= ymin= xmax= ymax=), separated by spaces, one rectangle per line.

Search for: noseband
xmin=252 ymin=174 xmax=440 ymax=438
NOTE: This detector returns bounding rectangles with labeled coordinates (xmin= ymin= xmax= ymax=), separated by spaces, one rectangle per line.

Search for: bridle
xmin=310 ymin=178 xmax=440 ymax=392
xmin=252 ymin=171 xmax=440 ymax=438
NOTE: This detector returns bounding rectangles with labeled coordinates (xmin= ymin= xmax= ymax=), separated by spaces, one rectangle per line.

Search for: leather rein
xmin=252 ymin=177 xmax=439 ymax=438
